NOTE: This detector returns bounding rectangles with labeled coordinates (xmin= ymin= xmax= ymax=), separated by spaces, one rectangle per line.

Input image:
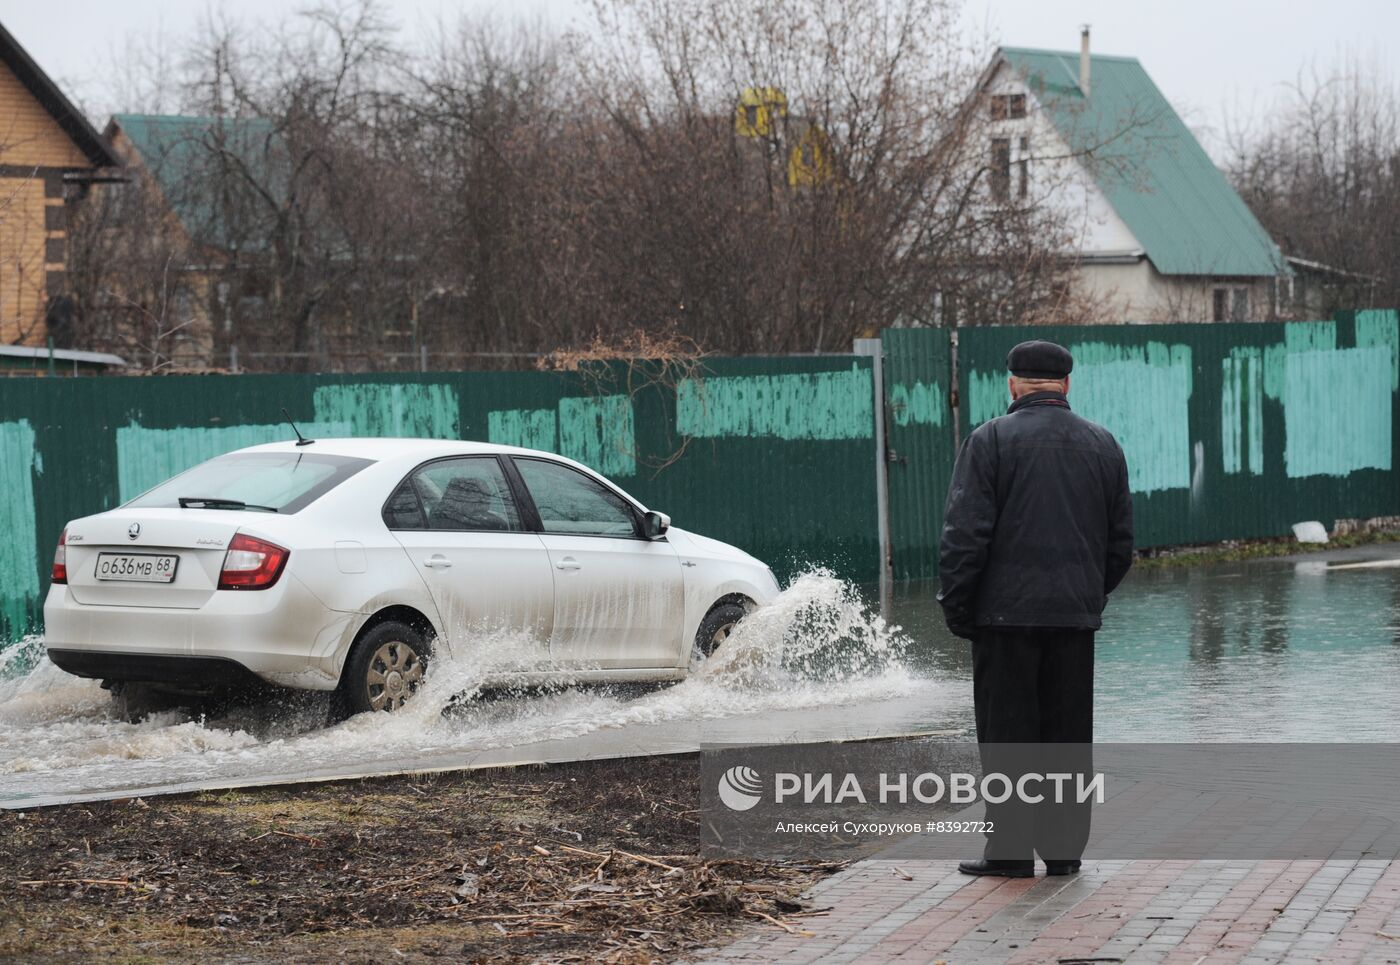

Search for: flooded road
xmin=2 ymin=546 xmax=1398 ymax=806
xmin=892 ymin=543 xmax=1400 ymax=741
xmin=0 ymin=572 xmax=937 ymax=807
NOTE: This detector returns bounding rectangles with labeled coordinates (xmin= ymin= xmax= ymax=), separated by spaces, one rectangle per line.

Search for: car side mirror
xmin=642 ymin=511 xmax=670 ymax=540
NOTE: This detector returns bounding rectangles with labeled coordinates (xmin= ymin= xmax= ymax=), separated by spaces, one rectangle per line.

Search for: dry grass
xmin=1 ymin=755 xmax=838 ymax=963
xmin=1136 ymin=528 xmax=1400 ymax=569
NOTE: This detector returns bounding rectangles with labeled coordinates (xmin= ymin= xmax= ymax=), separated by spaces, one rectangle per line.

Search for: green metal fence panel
xmin=0 ymin=356 xmax=879 ymax=641
xmin=955 ymin=313 xmax=1400 ymax=550
xmin=880 ymin=327 xmax=957 ymax=581
xmin=5 ymin=313 xmax=1395 ymax=635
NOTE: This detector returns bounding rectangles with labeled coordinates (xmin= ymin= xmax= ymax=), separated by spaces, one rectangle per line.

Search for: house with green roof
xmin=106 ymin=114 xmax=281 ymax=252
xmin=979 ymin=31 xmax=1289 ymax=322
xmin=93 ymin=113 xmax=285 ymax=370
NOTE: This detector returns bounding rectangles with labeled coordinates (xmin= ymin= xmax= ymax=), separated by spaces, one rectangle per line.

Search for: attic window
xmin=989 ymin=94 xmax=1026 ymax=120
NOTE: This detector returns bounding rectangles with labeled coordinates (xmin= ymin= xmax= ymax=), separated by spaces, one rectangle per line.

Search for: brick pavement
xmin=700 ymin=860 xmax=1400 ymax=964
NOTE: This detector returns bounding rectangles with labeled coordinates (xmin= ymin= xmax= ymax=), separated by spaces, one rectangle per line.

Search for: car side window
xmin=390 ymin=458 xmax=523 ymax=532
xmin=513 ymin=459 xmax=638 ymax=537
xmin=383 ymin=480 xmax=425 ymax=529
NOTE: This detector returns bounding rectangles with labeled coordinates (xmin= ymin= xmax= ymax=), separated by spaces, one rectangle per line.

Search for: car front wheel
xmin=693 ymin=601 xmax=747 ymax=663
xmin=338 ymin=621 xmax=429 ymax=716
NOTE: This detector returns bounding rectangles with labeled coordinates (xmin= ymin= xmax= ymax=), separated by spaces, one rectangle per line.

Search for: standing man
xmin=938 ymin=339 xmax=1133 ymax=878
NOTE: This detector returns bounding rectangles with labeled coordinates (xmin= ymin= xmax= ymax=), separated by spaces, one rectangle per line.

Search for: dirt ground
xmin=1 ymin=755 xmax=839 ymax=963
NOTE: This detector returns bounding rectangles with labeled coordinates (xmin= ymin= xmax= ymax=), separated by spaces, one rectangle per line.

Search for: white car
xmin=44 ymin=438 xmax=780 ymax=715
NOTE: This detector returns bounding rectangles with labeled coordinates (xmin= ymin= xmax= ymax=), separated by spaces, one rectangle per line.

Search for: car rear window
xmin=126 ymin=451 xmax=373 ymax=514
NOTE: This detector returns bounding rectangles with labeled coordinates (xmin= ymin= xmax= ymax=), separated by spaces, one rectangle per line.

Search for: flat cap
xmin=1007 ymin=339 xmax=1073 ymax=379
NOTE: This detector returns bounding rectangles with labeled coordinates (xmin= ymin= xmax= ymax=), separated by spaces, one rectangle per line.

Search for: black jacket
xmin=937 ymin=391 xmax=1133 ymax=639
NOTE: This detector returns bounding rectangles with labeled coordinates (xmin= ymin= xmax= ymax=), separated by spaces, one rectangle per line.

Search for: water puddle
xmin=0 ymin=571 xmax=940 ymax=805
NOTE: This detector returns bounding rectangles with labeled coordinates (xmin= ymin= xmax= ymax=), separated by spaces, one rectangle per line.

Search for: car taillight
xmin=52 ymin=528 xmax=67 ymax=585
xmin=218 ymin=534 xmax=289 ymax=590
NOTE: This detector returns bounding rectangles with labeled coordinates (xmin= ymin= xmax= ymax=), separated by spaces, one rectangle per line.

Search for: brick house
xmin=0 ymin=20 xmax=119 ymax=348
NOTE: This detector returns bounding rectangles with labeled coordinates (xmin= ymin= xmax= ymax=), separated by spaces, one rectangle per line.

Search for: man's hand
xmin=946 ymin=620 xmax=976 ymax=641
xmin=938 ymin=599 xmax=977 ymax=640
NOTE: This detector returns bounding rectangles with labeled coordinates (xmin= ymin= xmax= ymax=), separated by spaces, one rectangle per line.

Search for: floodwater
xmin=0 ymin=572 xmax=934 ymax=807
xmin=891 ymin=544 xmax=1400 ymax=742
xmin=2 ymin=546 xmax=1398 ymax=806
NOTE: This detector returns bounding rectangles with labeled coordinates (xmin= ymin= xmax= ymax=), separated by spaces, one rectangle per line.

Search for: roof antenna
xmin=282 ymin=407 xmax=315 ymax=447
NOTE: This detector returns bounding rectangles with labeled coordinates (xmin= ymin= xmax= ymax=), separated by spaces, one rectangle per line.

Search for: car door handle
xmin=422 ymin=555 xmax=453 ymax=569
xmin=555 ymin=558 xmax=582 ymax=571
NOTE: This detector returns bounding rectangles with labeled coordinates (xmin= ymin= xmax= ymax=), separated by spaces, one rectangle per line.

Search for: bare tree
xmin=179 ymin=1 xmax=406 ymax=369
xmin=551 ymin=0 xmax=1091 ymax=348
xmin=67 ymin=0 xmax=1120 ymax=371
xmin=1227 ymin=56 xmax=1400 ymax=315
xmin=403 ymin=14 xmax=571 ymax=358
xmin=66 ymin=168 xmax=206 ymax=371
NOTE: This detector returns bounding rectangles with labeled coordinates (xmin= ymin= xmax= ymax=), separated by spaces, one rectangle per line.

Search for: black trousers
xmin=972 ymin=626 xmax=1094 ymax=863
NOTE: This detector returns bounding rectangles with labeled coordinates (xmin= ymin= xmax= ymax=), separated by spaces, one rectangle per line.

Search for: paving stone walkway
xmin=702 ymin=859 xmax=1400 ymax=964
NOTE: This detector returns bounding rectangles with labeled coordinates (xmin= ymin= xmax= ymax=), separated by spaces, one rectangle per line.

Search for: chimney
xmin=1079 ymin=25 xmax=1091 ymax=97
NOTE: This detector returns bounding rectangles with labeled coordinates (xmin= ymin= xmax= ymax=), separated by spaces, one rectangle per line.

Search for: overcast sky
xmin=7 ymin=0 xmax=1396 ymax=157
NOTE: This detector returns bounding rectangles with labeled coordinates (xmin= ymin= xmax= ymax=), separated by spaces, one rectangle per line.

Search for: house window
xmin=105 ymin=182 xmax=141 ymax=228
xmin=989 ymin=93 xmax=1026 ymax=120
xmin=1017 ymin=136 xmax=1030 ymax=198
xmin=990 ymin=138 xmax=1011 ymax=201
xmin=1213 ymin=287 xmax=1249 ymax=322
xmin=1232 ymin=288 xmax=1249 ymax=321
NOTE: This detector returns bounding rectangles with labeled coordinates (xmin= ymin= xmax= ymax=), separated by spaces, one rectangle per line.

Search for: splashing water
xmin=0 ymin=570 xmax=938 ymax=803
xmin=695 ymin=570 xmax=907 ymax=687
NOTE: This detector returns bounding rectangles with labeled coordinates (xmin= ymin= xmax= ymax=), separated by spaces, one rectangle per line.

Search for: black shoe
xmin=1044 ymin=860 xmax=1082 ymax=876
xmin=958 ymin=858 xmax=1034 ymax=878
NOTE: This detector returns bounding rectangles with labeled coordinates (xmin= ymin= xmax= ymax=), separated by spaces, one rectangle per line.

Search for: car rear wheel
xmin=338 ymin=621 xmax=429 ymax=716
xmin=693 ymin=601 xmax=747 ymax=663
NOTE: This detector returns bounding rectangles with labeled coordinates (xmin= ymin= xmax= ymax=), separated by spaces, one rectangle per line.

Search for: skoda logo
xmin=717 ymin=765 xmax=762 ymax=811
xmin=127 ymin=522 xmax=141 ymax=541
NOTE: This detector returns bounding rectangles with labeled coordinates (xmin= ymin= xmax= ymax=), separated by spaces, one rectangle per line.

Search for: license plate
xmin=95 ymin=553 xmax=180 ymax=583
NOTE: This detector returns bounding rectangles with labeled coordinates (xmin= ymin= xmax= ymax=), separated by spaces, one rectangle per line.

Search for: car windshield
xmin=126 ymin=451 xmax=373 ymax=515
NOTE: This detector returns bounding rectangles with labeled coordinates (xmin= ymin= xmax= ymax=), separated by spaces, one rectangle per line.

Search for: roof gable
xmin=110 ymin=113 xmax=282 ymax=250
xmin=998 ymin=47 xmax=1284 ymax=278
xmin=0 ymin=21 xmax=118 ymax=167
